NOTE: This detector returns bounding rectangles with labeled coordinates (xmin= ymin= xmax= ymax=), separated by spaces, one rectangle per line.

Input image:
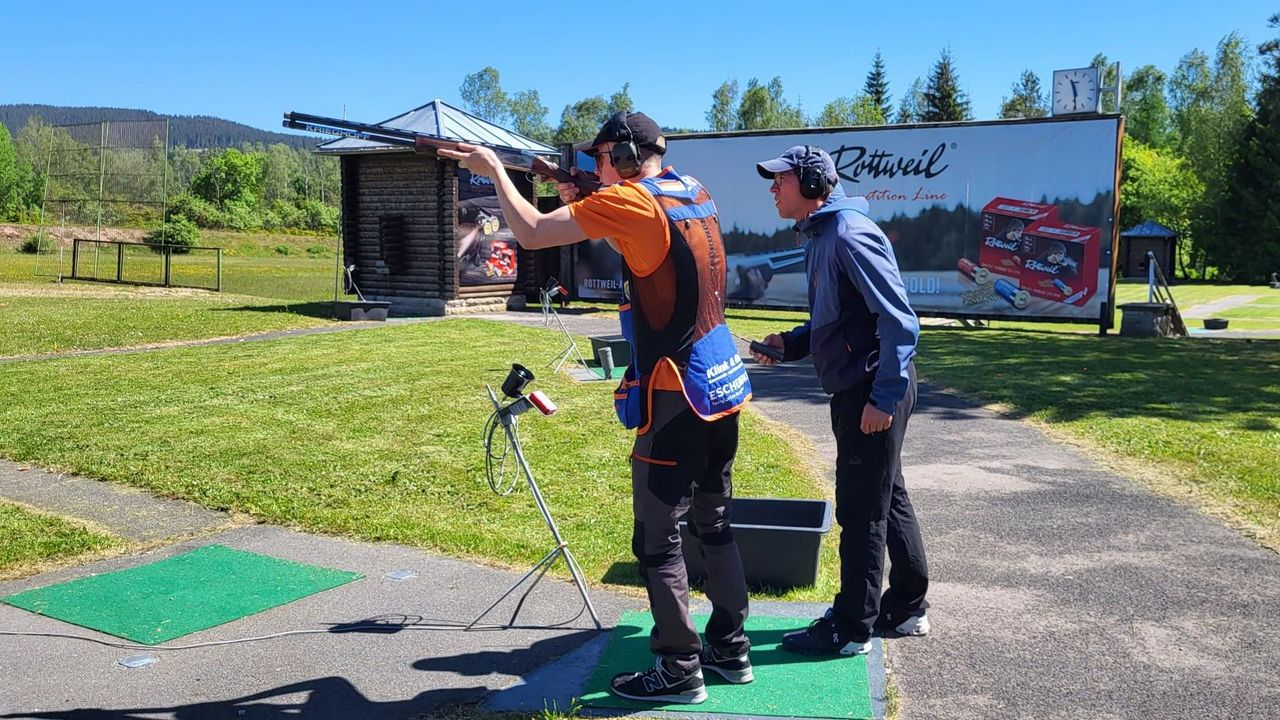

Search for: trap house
xmin=312 ymin=100 xmax=556 ymax=316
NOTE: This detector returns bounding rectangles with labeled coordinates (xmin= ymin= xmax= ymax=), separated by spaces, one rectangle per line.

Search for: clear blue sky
xmin=3 ymin=1 xmax=1274 ymax=136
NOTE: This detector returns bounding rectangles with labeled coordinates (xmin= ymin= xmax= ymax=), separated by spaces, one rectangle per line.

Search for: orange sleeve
xmin=567 ymin=183 xmax=670 ymax=277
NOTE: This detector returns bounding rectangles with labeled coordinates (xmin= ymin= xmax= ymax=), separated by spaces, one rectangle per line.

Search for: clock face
xmin=1052 ymin=68 xmax=1100 ymax=115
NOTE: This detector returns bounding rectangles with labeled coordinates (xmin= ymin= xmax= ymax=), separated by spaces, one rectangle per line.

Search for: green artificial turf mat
xmin=582 ymin=611 xmax=873 ymax=718
xmin=2 ymin=544 xmax=362 ymax=644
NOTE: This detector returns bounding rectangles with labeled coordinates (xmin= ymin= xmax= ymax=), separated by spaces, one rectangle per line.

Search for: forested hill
xmin=0 ymin=104 xmax=315 ymax=149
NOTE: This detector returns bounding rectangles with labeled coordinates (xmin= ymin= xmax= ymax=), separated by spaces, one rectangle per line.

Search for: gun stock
xmin=284 ymin=111 xmax=600 ymax=197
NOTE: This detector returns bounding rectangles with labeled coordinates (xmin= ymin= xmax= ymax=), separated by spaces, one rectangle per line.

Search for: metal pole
xmin=216 ymin=249 xmax=222 ymax=292
xmin=96 ymin=121 xmax=108 ymax=242
xmin=70 ymin=239 xmax=79 ymax=280
xmin=1148 ymin=253 xmax=1156 ymax=303
xmin=1115 ymin=62 xmax=1123 ymax=112
xmin=116 ymin=241 xmax=123 ymax=282
xmin=160 ymin=119 xmax=170 ymax=241
xmin=34 ymin=127 xmax=54 ymax=278
xmin=333 ymin=228 xmax=341 ymax=303
xmin=164 ymin=246 xmax=172 ymax=287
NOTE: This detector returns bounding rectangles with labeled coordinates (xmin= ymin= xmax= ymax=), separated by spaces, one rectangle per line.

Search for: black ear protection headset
xmin=604 ymin=111 xmax=643 ymax=179
xmin=797 ymin=145 xmax=831 ymax=200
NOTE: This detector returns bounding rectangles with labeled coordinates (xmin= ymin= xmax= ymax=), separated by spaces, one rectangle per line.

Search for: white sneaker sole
xmin=839 ymin=641 xmax=872 ymax=656
xmin=894 ymin=615 xmax=931 ymax=636
xmin=610 ymin=686 xmax=708 ymax=704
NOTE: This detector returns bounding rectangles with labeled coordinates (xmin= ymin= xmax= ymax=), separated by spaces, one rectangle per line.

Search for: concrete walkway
xmin=1 ymin=311 xmax=1278 ymax=719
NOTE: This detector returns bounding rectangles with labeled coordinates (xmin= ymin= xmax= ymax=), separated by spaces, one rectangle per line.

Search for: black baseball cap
xmin=574 ymin=112 xmax=667 ymax=154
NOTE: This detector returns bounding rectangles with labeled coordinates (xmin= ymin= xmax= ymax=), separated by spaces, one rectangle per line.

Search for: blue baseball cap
xmin=756 ymin=145 xmax=838 ymax=184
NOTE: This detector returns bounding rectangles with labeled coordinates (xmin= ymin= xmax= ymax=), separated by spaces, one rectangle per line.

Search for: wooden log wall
xmin=340 ymin=153 xmax=455 ymax=300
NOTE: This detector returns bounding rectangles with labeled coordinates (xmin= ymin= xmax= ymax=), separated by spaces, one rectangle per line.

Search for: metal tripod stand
xmin=469 ymin=385 xmax=602 ymax=630
xmin=546 ymin=304 xmax=588 ymax=372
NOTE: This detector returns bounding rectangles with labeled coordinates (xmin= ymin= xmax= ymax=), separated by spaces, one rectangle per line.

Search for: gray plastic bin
xmin=679 ymin=497 xmax=832 ymax=590
xmin=589 ymin=335 xmax=631 ymax=368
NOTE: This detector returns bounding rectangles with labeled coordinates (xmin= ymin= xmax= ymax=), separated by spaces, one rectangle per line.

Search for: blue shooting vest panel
xmin=612 ymin=169 xmax=750 ymax=429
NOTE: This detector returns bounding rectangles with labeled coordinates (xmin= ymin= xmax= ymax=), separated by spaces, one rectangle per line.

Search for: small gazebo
xmin=314 ymin=100 xmax=557 ymax=315
xmin=1119 ymin=220 xmax=1178 ymax=279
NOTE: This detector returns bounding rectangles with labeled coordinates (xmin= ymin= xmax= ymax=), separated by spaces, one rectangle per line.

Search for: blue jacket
xmin=780 ymin=184 xmax=919 ymax=411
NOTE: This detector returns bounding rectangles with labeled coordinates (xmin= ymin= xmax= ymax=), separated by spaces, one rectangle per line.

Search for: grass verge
xmin=0 ymin=501 xmax=121 ymax=578
xmin=0 ymin=285 xmax=336 ymax=357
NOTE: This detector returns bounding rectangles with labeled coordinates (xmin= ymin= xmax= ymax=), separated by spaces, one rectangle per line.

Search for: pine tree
xmin=922 ymin=48 xmax=971 ymax=122
xmin=863 ymin=51 xmax=892 ymax=123
xmin=895 ymin=78 xmax=924 ymax=124
xmin=999 ymin=70 xmax=1048 ymax=119
xmin=1220 ymin=14 xmax=1280 ymax=282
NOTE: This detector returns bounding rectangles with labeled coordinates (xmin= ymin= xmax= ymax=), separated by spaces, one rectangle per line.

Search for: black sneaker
xmin=699 ymin=644 xmax=754 ymax=684
xmin=610 ymin=658 xmax=707 ymax=704
xmin=781 ymin=608 xmax=870 ymax=656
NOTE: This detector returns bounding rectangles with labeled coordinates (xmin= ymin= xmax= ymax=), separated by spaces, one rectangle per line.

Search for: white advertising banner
xmin=577 ymin=117 xmax=1121 ymax=323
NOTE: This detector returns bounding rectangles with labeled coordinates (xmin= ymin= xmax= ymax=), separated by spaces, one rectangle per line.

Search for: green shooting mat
xmin=581 ymin=611 xmax=874 ymax=718
xmin=2 ymin=544 xmax=362 ymax=644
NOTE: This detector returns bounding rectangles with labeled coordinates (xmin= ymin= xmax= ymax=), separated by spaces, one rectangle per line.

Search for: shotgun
xmin=282 ymin=111 xmax=601 ymax=197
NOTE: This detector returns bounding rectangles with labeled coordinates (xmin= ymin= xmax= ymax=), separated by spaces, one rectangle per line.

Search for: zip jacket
xmin=780 ymin=184 xmax=919 ymax=411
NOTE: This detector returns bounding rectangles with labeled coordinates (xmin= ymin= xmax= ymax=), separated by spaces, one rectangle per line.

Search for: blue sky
xmin=3 ymin=1 xmax=1274 ymax=136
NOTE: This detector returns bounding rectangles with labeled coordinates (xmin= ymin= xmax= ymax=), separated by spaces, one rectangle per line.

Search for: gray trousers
xmin=630 ymin=390 xmax=750 ymax=674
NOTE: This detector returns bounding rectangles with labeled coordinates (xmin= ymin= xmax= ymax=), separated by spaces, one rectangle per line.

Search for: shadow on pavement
xmin=3 ymin=631 xmax=600 ymax=720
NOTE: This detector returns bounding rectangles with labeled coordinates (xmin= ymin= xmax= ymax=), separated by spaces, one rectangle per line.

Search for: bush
xmin=18 ymin=234 xmax=44 ymax=254
xmin=298 ymin=199 xmax=339 ymax=233
xmin=144 ymin=215 xmax=201 ymax=254
xmin=273 ymin=244 xmax=291 ymax=255
xmin=220 ymin=200 xmax=261 ymax=232
xmin=306 ymin=244 xmax=331 ymax=257
xmin=168 ymin=193 xmax=221 ymax=228
xmin=266 ymin=200 xmax=304 ymax=231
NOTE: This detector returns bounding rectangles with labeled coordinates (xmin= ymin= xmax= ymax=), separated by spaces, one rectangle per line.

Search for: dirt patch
xmin=0 ymin=223 xmax=147 ymax=249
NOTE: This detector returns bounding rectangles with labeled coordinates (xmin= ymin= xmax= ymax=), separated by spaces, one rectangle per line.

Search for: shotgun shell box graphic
xmin=957 ymin=257 xmax=991 ymax=285
xmin=979 ymin=198 xmax=1058 ymax=278
xmin=994 ymin=277 xmax=1031 ymax=310
xmin=1019 ymin=221 xmax=1100 ymax=304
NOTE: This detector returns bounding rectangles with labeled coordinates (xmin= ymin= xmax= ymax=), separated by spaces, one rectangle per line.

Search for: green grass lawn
xmin=0 ymin=501 xmax=120 ymax=577
xmin=916 ymin=328 xmax=1279 ymax=541
xmin=0 ymin=319 xmax=837 ymax=598
xmin=0 ymin=287 xmax=337 ymax=357
xmin=1211 ymin=294 xmax=1280 ymax=331
xmin=4 ymin=225 xmax=343 ymax=303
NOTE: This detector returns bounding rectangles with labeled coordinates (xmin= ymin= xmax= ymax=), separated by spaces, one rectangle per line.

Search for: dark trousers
xmin=830 ymin=362 xmax=929 ymax=642
xmin=631 ymin=390 xmax=750 ymax=675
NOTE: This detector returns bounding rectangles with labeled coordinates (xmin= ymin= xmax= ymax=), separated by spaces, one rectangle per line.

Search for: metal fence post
xmin=116 ymin=241 xmax=124 ymax=282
